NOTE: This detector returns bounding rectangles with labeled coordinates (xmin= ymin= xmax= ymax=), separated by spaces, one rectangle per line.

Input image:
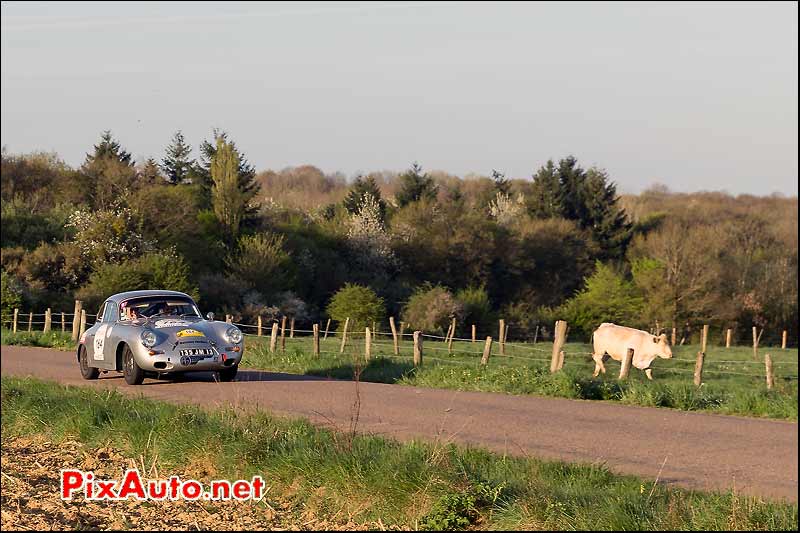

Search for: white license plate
xmin=179 ymin=348 xmax=215 ymax=357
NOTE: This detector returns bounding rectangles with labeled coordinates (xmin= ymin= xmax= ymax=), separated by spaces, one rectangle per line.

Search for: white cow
xmin=591 ymin=323 xmax=673 ymax=380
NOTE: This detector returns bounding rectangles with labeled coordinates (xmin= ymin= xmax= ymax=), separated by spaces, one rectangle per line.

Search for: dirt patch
xmin=0 ymin=435 xmax=394 ymax=531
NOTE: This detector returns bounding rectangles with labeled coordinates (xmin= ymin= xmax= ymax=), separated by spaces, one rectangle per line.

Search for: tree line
xmin=1 ymin=130 xmax=796 ymax=345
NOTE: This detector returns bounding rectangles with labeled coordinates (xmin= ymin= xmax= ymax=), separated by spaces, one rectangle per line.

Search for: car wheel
xmin=79 ymin=345 xmax=100 ymax=380
xmin=217 ymin=365 xmax=238 ymax=382
xmin=122 ymin=344 xmax=145 ymax=385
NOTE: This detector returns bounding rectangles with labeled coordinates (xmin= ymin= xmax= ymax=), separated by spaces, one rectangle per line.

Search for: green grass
xmin=236 ymin=333 xmax=798 ymax=420
xmin=2 ymin=376 xmax=796 ymax=531
xmin=3 ymin=328 xmax=797 ymax=420
xmin=0 ymin=328 xmax=74 ymax=350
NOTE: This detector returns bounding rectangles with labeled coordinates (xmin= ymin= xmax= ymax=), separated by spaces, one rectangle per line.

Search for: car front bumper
xmin=131 ymin=342 xmax=243 ymax=372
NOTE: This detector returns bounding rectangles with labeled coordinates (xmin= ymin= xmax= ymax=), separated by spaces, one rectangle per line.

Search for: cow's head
xmin=652 ymin=333 xmax=672 ymax=358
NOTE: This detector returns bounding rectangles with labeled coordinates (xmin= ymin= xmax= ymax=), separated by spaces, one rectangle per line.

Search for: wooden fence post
xmin=44 ymin=308 xmax=52 ymax=333
xmin=558 ymin=350 xmax=565 ymax=371
xmin=701 ymin=324 xmax=709 ymax=354
xmin=79 ymin=309 xmax=86 ymax=338
xmin=413 ymin=331 xmax=422 ymax=367
xmin=28 ymin=312 xmax=33 ymax=332
xmin=693 ymin=350 xmax=705 ymax=386
xmin=389 ymin=316 xmax=399 ymax=355
xmin=505 ymin=324 xmax=510 ymax=344
xmin=71 ymin=300 xmax=82 ymax=341
xmin=290 ymin=317 xmax=295 ymax=338
xmin=365 ymin=327 xmax=372 ymax=361
xmin=447 ymin=318 xmax=455 ymax=354
xmin=671 ymin=326 xmax=677 ymax=346
xmin=61 ymin=312 xmax=65 ymax=332
xmin=324 ymin=318 xmax=331 ymax=339
xmin=339 ymin=317 xmax=349 ymax=353
xmin=280 ymin=316 xmax=287 ymax=352
xmin=12 ymin=308 xmax=19 ymax=333
xmin=270 ymin=323 xmax=278 ymax=353
xmin=499 ymin=319 xmax=505 ymax=355
xmin=782 ymin=330 xmax=787 ymax=350
xmin=550 ymin=320 xmax=567 ymax=373
xmin=481 ymin=336 xmax=493 ymax=366
xmin=471 ymin=324 xmax=476 ymax=343
xmin=726 ymin=328 xmax=732 ymax=348
xmin=765 ymin=353 xmax=774 ymax=390
xmin=313 ymin=323 xmax=320 ymax=357
xmin=533 ymin=325 xmax=539 ymax=344
xmin=752 ymin=326 xmax=763 ymax=360
xmin=257 ymin=315 xmax=263 ymax=337
xmin=619 ymin=348 xmax=634 ymax=380
xmin=444 ymin=322 xmax=453 ymax=345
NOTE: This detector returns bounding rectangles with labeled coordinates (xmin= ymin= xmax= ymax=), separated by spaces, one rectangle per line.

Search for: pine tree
xmin=140 ymin=158 xmax=162 ymax=182
xmin=210 ymin=137 xmax=245 ymax=244
xmin=556 ymin=155 xmax=587 ymax=223
xmin=525 ymin=156 xmax=632 ymax=259
xmin=491 ymin=169 xmax=511 ymax=195
xmin=84 ymin=131 xmax=133 ymax=167
xmin=395 ymin=162 xmax=438 ymax=207
xmin=579 ymin=168 xmax=633 ymax=260
xmin=196 ymin=130 xmax=260 ymax=227
xmin=526 ymin=160 xmax=562 ymax=218
xmin=343 ymin=175 xmax=386 ymax=221
xmin=81 ymin=131 xmax=136 ymax=209
xmin=161 ymin=131 xmax=194 ymax=185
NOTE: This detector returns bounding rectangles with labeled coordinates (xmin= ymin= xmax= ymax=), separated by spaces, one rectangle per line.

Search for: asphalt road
xmin=1 ymin=345 xmax=797 ymax=502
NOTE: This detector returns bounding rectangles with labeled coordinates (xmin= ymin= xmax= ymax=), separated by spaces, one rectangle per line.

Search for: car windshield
xmin=120 ymin=297 xmax=201 ymax=320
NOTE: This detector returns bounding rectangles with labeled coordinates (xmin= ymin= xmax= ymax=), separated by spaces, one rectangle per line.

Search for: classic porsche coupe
xmin=77 ymin=290 xmax=243 ymax=385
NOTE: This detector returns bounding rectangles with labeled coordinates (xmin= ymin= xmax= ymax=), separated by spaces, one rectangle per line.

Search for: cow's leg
xmin=645 ymin=368 xmax=653 ymax=381
xmin=592 ymin=353 xmax=605 ymax=377
xmin=599 ymin=354 xmax=608 ymax=374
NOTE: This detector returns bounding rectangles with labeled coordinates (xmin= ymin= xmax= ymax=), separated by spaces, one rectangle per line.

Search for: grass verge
xmin=1 ymin=328 xmax=74 ymax=350
xmin=1 ymin=376 xmax=797 ymax=530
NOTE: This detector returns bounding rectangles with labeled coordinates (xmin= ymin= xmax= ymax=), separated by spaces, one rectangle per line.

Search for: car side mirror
xmin=206 ymin=312 xmax=215 ymax=321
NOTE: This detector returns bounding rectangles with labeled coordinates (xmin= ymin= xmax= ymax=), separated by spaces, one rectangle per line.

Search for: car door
xmin=84 ymin=301 xmax=106 ymax=363
xmin=99 ymin=301 xmax=120 ymax=368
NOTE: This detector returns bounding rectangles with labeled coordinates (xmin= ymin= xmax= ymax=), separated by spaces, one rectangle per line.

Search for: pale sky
xmin=1 ymin=1 xmax=797 ymax=195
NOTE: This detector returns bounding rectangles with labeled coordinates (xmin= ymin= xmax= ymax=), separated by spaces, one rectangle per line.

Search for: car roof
xmin=107 ymin=290 xmax=193 ymax=304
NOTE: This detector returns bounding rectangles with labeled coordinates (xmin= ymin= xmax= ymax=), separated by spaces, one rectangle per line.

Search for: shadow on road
xmin=96 ymin=369 xmax=333 ymax=385
xmin=306 ymin=358 xmax=416 ymax=384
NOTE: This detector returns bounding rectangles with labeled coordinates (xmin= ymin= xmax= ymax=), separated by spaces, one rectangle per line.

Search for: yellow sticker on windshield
xmin=177 ymin=329 xmax=205 ymax=338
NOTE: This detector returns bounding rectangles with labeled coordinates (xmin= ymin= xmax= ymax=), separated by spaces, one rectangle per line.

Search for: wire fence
xmin=2 ymin=308 xmax=798 ymax=384
xmin=235 ymin=325 xmax=798 ymax=382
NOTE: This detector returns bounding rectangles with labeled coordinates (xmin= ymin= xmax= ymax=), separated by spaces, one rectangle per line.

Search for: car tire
xmin=217 ymin=365 xmax=238 ymax=382
xmin=79 ymin=345 xmax=100 ymax=380
xmin=122 ymin=344 xmax=145 ymax=385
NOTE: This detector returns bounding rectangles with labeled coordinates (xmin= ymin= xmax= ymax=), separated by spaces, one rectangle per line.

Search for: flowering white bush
xmin=65 ymin=206 xmax=155 ymax=266
xmin=489 ymin=191 xmax=525 ymax=226
xmin=347 ymin=194 xmax=396 ymax=273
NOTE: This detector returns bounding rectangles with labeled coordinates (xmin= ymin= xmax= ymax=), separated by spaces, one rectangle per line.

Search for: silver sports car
xmin=77 ymin=290 xmax=243 ymax=385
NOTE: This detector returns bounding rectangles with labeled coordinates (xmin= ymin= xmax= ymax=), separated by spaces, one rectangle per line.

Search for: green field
xmin=2 ymin=376 xmax=796 ymax=531
xmin=238 ymin=329 xmax=798 ymax=420
xmin=2 ymin=327 xmax=797 ymax=420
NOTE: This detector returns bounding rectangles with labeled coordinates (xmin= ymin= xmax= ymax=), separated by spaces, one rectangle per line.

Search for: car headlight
xmin=225 ymin=326 xmax=243 ymax=344
xmin=140 ymin=330 xmax=157 ymax=348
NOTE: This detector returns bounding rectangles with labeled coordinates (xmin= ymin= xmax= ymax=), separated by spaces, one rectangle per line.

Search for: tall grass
xmin=2 ymin=376 xmax=796 ymax=531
